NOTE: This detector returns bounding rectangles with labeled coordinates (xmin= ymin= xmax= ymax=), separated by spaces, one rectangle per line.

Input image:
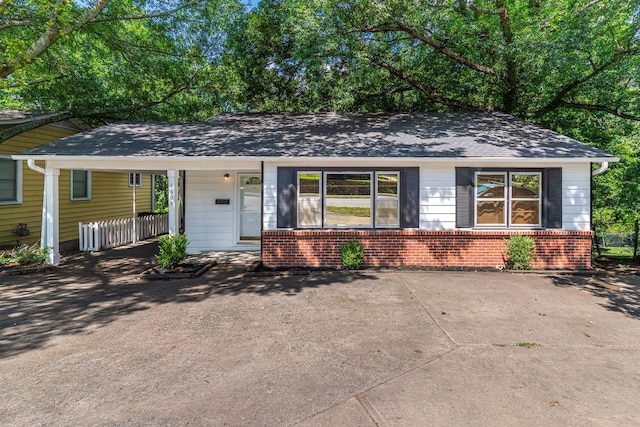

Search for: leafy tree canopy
xmin=0 ymin=0 xmax=244 ymax=124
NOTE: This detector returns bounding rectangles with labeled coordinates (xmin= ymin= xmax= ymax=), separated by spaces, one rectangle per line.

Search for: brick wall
xmin=261 ymin=229 xmax=593 ymax=270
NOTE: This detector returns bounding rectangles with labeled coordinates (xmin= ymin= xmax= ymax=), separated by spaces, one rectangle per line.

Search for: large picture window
xmin=325 ymin=173 xmax=372 ymax=227
xmin=475 ymin=171 xmax=541 ymax=227
xmin=296 ymin=171 xmax=400 ymax=229
xmin=71 ymin=170 xmax=91 ymax=200
xmin=0 ymin=157 xmax=21 ymax=204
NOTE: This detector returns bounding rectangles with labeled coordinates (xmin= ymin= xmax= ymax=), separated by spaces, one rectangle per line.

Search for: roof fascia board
xmin=12 ymin=155 xmax=620 ymax=168
xmin=0 ymin=113 xmax=67 ymax=125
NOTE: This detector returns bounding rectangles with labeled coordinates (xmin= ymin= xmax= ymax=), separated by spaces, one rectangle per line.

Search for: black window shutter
xmin=455 ymin=167 xmax=474 ymax=228
xmin=277 ymin=167 xmax=295 ymax=228
xmin=544 ymin=168 xmax=562 ymax=228
xmin=400 ymin=167 xmax=420 ymax=228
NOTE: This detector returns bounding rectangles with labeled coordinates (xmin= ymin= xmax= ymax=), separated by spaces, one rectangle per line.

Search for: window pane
xmin=511 ymin=174 xmax=540 ymax=199
xmin=129 ymin=173 xmax=142 ymax=186
xmin=477 ymin=201 xmax=505 ymax=225
xmin=0 ymin=159 xmax=17 ymax=201
xmin=376 ymin=173 xmax=399 ymax=227
xmin=511 ymin=200 xmax=540 ymax=225
xmin=477 ymin=174 xmax=505 ymax=198
xmin=325 ymin=173 xmax=372 ymax=227
xmin=297 ymin=173 xmax=321 ymax=227
xmin=73 ymin=170 xmax=88 ymax=199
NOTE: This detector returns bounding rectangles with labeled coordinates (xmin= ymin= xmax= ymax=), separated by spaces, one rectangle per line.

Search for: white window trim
xmin=374 ymin=171 xmax=400 ymax=228
xmin=474 ymin=172 xmax=507 ymax=227
xmin=0 ymin=156 xmax=22 ymax=205
xmin=296 ymin=171 xmax=322 ymax=228
xmin=70 ymin=170 xmax=92 ymax=201
xmin=323 ymin=171 xmax=373 ymax=229
xmin=510 ymin=172 xmax=542 ymax=228
xmin=474 ymin=171 xmax=542 ymax=229
xmin=129 ymin=172 xmax=142 ymax=187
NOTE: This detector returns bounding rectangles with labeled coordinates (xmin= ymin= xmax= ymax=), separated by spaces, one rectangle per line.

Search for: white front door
xmin=239 ymin=174 xmax=262 ymax=241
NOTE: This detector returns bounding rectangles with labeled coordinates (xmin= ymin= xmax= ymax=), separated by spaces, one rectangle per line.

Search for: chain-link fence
xmin=593 ymin=220 xmax=639 ymax=258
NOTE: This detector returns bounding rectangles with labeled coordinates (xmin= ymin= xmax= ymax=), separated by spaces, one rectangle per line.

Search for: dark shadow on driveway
xmin=548 ymin=274 xmax=640 ymax=319
xmin=0 ymin=242 xmax=377 ymax=358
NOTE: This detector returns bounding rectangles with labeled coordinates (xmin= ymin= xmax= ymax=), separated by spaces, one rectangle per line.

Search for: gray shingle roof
xmin=18 ymin=112 xmax=616 ymax=159
xmin=0 ymin=109 xmax=57 ymax=123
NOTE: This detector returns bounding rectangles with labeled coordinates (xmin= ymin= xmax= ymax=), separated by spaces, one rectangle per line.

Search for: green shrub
xmin=340 ymin=240 xmax=365 ymax=270
xmin=506 ymin=235 xmax=535 ymax=270
xmin=156 ymin=233 xmax=189 ymax=269
xmin=0 ymin=251 xmax=11 ymax=266
xmin=5 ymin=244 xmax=48 ymax=266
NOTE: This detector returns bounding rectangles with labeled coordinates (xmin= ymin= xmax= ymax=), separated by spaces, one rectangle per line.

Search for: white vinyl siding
xmin=263 ymin=163 xmax=278 ymax=230
xmin=184 ymin=170 xmax=260 ymax=253
xmin=562 ymin=163 xmax=591 ymax=230
xmin=419 ymin=165 xmax=456 ymax=230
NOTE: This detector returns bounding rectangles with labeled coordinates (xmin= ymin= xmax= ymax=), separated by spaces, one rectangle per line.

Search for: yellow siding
xmin=1 ymin=124 xmax=153 ymax=246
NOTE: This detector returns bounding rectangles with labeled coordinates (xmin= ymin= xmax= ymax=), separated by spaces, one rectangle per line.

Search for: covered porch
xmin=16 ymin=157 xmax=265 ymax=265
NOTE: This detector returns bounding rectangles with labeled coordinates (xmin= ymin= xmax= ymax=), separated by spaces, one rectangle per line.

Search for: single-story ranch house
xmin=13 ymin=112 xmax=618 ymax=269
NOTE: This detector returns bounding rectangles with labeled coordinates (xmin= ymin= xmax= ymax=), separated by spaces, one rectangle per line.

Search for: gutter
xmin=591 ymin=162 xmax=609 ymax=176
xmin=12 ymin=154 xmax=621 ymax=164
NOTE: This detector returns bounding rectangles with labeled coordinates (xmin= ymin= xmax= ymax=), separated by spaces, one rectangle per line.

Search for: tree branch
xmin=0 ymin=0 xmax=111 ymax=78
xmin=469 ymin=3 xmax=505 ymax=15
xmin=3 ymin=73 xmax=68 ymax=88
xmin=538 ymin=48 xmax=636 ymax=115
xmin=366 ymin=55 xmax=483 ymax=111
xmin=554 ymin=101 xmax=639 ymax=121
xmin=577 ymin=0 xmax=604 ymax=14
xmin=357 ymin=23 xmax=497 ymax=76
xmin=0 ymin=19 xmax=36 ymax=30
xmin=89 ymin=0 xmax=200 ymax=24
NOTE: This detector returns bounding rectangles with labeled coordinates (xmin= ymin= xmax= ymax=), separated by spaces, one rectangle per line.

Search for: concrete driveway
xmin=1 ymin=243 xmax=639 ymax=426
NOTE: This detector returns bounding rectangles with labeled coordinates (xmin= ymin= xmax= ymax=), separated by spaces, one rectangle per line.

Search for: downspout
xmin=591 ymin=162 xmax=609 ymax=176
xmin=260 ymin=160 xmax=264 ymax=265
xmin=591 ymin=162 xmax=609 ymax=253
xmin=27 ymin=159 xmax=45 ymax=174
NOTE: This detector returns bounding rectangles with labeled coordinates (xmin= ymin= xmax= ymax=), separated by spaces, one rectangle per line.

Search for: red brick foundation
xmin=261 ymin=229 xmax=593 ymax=270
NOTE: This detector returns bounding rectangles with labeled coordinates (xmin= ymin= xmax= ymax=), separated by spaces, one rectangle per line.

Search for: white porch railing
xmin=78 ymin=213 xmax=169 ymax=252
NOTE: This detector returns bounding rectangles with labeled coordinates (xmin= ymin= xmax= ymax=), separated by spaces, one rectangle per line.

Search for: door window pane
xmin=325 ymin=173 xmax=372 ymax=227
xmin=240 ymin=175 xmax=261 ymax=239
xmin=297 ymin=172 xmax=321 ymax=227
xmin=0 ymin=158 xmax=17 ymax=201
xmin=376 ymin=172 xmax=399 ymax=227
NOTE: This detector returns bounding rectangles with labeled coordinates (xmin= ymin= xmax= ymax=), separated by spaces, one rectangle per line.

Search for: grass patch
xmin=0 ymin=244 xmax=48 ymax=268
xmin=598 ymin=247 xmax=634 ymax=259
xmin=516 ymin=342 xmax=541 ymax=348
xmin=493 ymin=342 xmax=541 ymax=348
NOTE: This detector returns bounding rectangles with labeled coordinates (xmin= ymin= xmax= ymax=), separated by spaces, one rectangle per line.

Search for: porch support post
xmin=41 ymin=165 xmax=60 ymax=265
xmin=167 ymin=169 xmax=179 ymax=236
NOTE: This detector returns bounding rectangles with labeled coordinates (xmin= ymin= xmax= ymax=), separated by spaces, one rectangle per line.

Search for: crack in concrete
xmin=294 ymin=273 xmax=461 ymax=426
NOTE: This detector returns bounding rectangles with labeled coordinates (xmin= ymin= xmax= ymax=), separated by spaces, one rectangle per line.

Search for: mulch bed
xmin=140 ymin=261 xmax=216 ymax=280
xmin=0 ymin=263 xmax=53 ymax=276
